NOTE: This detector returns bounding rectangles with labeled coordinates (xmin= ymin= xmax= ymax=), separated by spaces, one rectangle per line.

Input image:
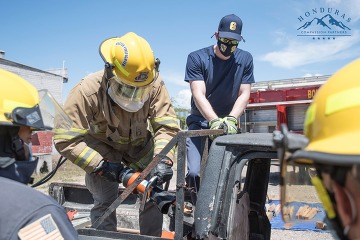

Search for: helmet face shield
xmin=107 ymin=80 xmax=151 ymax=112
xmin=274 ymin=125 xmax=343 ymax=231
xmin=10 ymin=90 xmax=72 ymax=130
xmin=107 ymin=70 xmax=158 ymax=112
xmin=38 ymin=90 xmax=73 ymax=130
xmin=280 ymin=160 xmax=327 ymax=225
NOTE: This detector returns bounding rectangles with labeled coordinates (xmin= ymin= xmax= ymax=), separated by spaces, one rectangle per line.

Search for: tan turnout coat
xmin=54 ymin=70 xmax=180 ymax=173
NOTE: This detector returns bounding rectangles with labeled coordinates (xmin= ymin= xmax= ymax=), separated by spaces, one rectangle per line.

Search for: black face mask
xmin=217 ymin=39 xmax=238 ymax=57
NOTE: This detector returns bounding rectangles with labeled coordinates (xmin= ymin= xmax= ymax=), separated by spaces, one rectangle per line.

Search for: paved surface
xmin=265 ymin=165 xmax=336 ymax=240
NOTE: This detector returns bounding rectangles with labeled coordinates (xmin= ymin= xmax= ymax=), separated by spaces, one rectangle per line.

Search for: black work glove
xmin=150 ymin=186 xmax=176 ymax=214
xmin=93 ymin=160 xmax=125 ymax=183
xmin=152 ymin=157 xmax=173 ymax=186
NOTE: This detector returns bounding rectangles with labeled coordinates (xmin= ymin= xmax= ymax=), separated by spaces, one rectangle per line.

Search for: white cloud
xmin=161 ymin=70 xmax=190 ymax=108
xmin=273 ymin=30 xmax=290 ymax=45
xmin=259 ymin=30 xmax=360 ymax=69
xmin=161 ymin=70 xmax=187 ymax=87
xmin=342 ymin=1 xmax=360 ymax=22
xmin=302 ymin=73 xmax=323 ymax=77
xmin=324 ymin=0 xmax=342 ymax=5
xmin=172 ymin=89 xmax=192 ymax=109
xmin=324 ymin=0 xmax=360 ymax=22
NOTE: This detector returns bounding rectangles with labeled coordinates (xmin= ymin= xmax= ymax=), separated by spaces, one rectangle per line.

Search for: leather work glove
xmin=209 ymin=117 xmax=225 ymax=140
xmin=222 ymin=116 xmax=239 ymax=135
xmin=153 ymin=156 xmax=173 ymax=186
xmin=93 ymin=160 xmax=125 ymax=183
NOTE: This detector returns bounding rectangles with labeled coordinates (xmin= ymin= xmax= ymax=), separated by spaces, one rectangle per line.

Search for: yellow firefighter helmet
xmin=0 ymin=69 xmax=72 ymax=130
xmin=99 ymin=32 xmax=158 ymax=87
xmin=304 ymin=58 xmax=360 ymax=157
xmin=99 ymin=32 xmax=160 ymax=112
xmin=273 ymin=59 xmax=360 ymax=239
xmin=0 ymin=69 xmax=42 ymax=128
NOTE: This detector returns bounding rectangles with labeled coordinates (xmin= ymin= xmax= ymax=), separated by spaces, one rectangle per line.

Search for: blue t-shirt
xmin=185 ymin=46 xmax=255 ymax=116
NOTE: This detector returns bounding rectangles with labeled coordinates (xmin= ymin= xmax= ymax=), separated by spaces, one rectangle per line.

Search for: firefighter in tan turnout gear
xmin=54 ymin=32 xmax=180 ymax=236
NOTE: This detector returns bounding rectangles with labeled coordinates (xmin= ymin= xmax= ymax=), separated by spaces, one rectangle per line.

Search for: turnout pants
xmin=85 ymin=173 xmax=163 ymax=236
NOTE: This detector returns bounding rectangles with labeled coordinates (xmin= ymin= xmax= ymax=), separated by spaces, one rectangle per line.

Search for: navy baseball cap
xmin=218 ymin=14 xmax=244 ymax=42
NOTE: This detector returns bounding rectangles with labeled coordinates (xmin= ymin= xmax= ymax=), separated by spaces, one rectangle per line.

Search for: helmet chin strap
xmin=104 ymin=62 xmax=115 ymax=79
xmin=343 ymin=187 xmax=357 ymax=237
xmin=8 ymin=127 xmax=26 ymax=161
xmin=104 ymin=63 xmax=117 ymax=107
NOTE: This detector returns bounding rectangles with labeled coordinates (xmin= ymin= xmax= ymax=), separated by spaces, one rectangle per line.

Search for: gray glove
xmin=153 ymin=157 xmax=173 ymax=185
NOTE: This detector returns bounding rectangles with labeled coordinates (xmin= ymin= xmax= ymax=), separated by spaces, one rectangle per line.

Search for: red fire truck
xmin=239 ymin=75 xmax=330 ymax=134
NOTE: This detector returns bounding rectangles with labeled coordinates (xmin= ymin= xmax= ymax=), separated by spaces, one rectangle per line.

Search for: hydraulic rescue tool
xmin=91 ymin=129 xmax=225 ymax=229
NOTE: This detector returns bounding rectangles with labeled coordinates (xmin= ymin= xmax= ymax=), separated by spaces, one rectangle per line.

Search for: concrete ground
xmin=263 ymin=164 xmax=336 ymax=240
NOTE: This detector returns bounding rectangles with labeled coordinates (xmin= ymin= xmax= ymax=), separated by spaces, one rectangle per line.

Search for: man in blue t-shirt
xmin=184 ymin=14 xmax=255 ymax=204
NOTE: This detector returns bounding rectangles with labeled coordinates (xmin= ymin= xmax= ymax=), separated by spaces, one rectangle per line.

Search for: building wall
xmin=0 ymin=61 xmax=65 ymax=104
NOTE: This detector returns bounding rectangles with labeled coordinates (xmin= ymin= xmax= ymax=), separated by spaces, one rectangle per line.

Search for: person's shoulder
xmin=76 ymin=70 xmax=104 ymax=97
xmin=0 ymin=176 xmax=21 ymax=186
xmin=188 ymin=46 xmax=213 ymax=57
xmin=234 ymin=48 xmax=253 ymax=57
xmin=152 ymin=74 xmax=166 ymax=89
xmin=80 ymin=70 xmax=103 ymax=87
xmin=0 ymin=177 xmax=51 ymax=202
xmin=234 ymin=49 xmax=254 ymax=62
xmin=0 ymin=176 xmax=28 ymax=188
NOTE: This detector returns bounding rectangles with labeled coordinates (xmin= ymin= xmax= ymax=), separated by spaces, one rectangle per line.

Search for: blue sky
xmin=1 ymin=0 xmax=359 ymax=108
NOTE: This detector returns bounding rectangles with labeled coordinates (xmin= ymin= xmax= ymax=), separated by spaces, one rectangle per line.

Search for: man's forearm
xmin=193 ymin=96 xmax=218 ymax=121
xmin=229 ymin=93 xmax=250 ymax=119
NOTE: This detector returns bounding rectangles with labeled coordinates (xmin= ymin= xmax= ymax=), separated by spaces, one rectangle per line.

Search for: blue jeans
xmin=185 ymin=114 xmax=210 ymax=205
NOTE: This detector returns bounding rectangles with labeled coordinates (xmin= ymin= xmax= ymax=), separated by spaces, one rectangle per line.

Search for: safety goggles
xmin=219 ymin=37 xmax=240 ymax=45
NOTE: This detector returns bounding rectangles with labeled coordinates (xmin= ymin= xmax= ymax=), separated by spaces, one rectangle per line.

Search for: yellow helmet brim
xmin=99 ymin=37 xmax=116 ymax=66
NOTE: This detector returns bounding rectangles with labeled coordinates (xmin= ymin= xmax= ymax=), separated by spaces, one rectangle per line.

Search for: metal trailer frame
xmin=49 ymin=130 xmax=277 ymax=240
